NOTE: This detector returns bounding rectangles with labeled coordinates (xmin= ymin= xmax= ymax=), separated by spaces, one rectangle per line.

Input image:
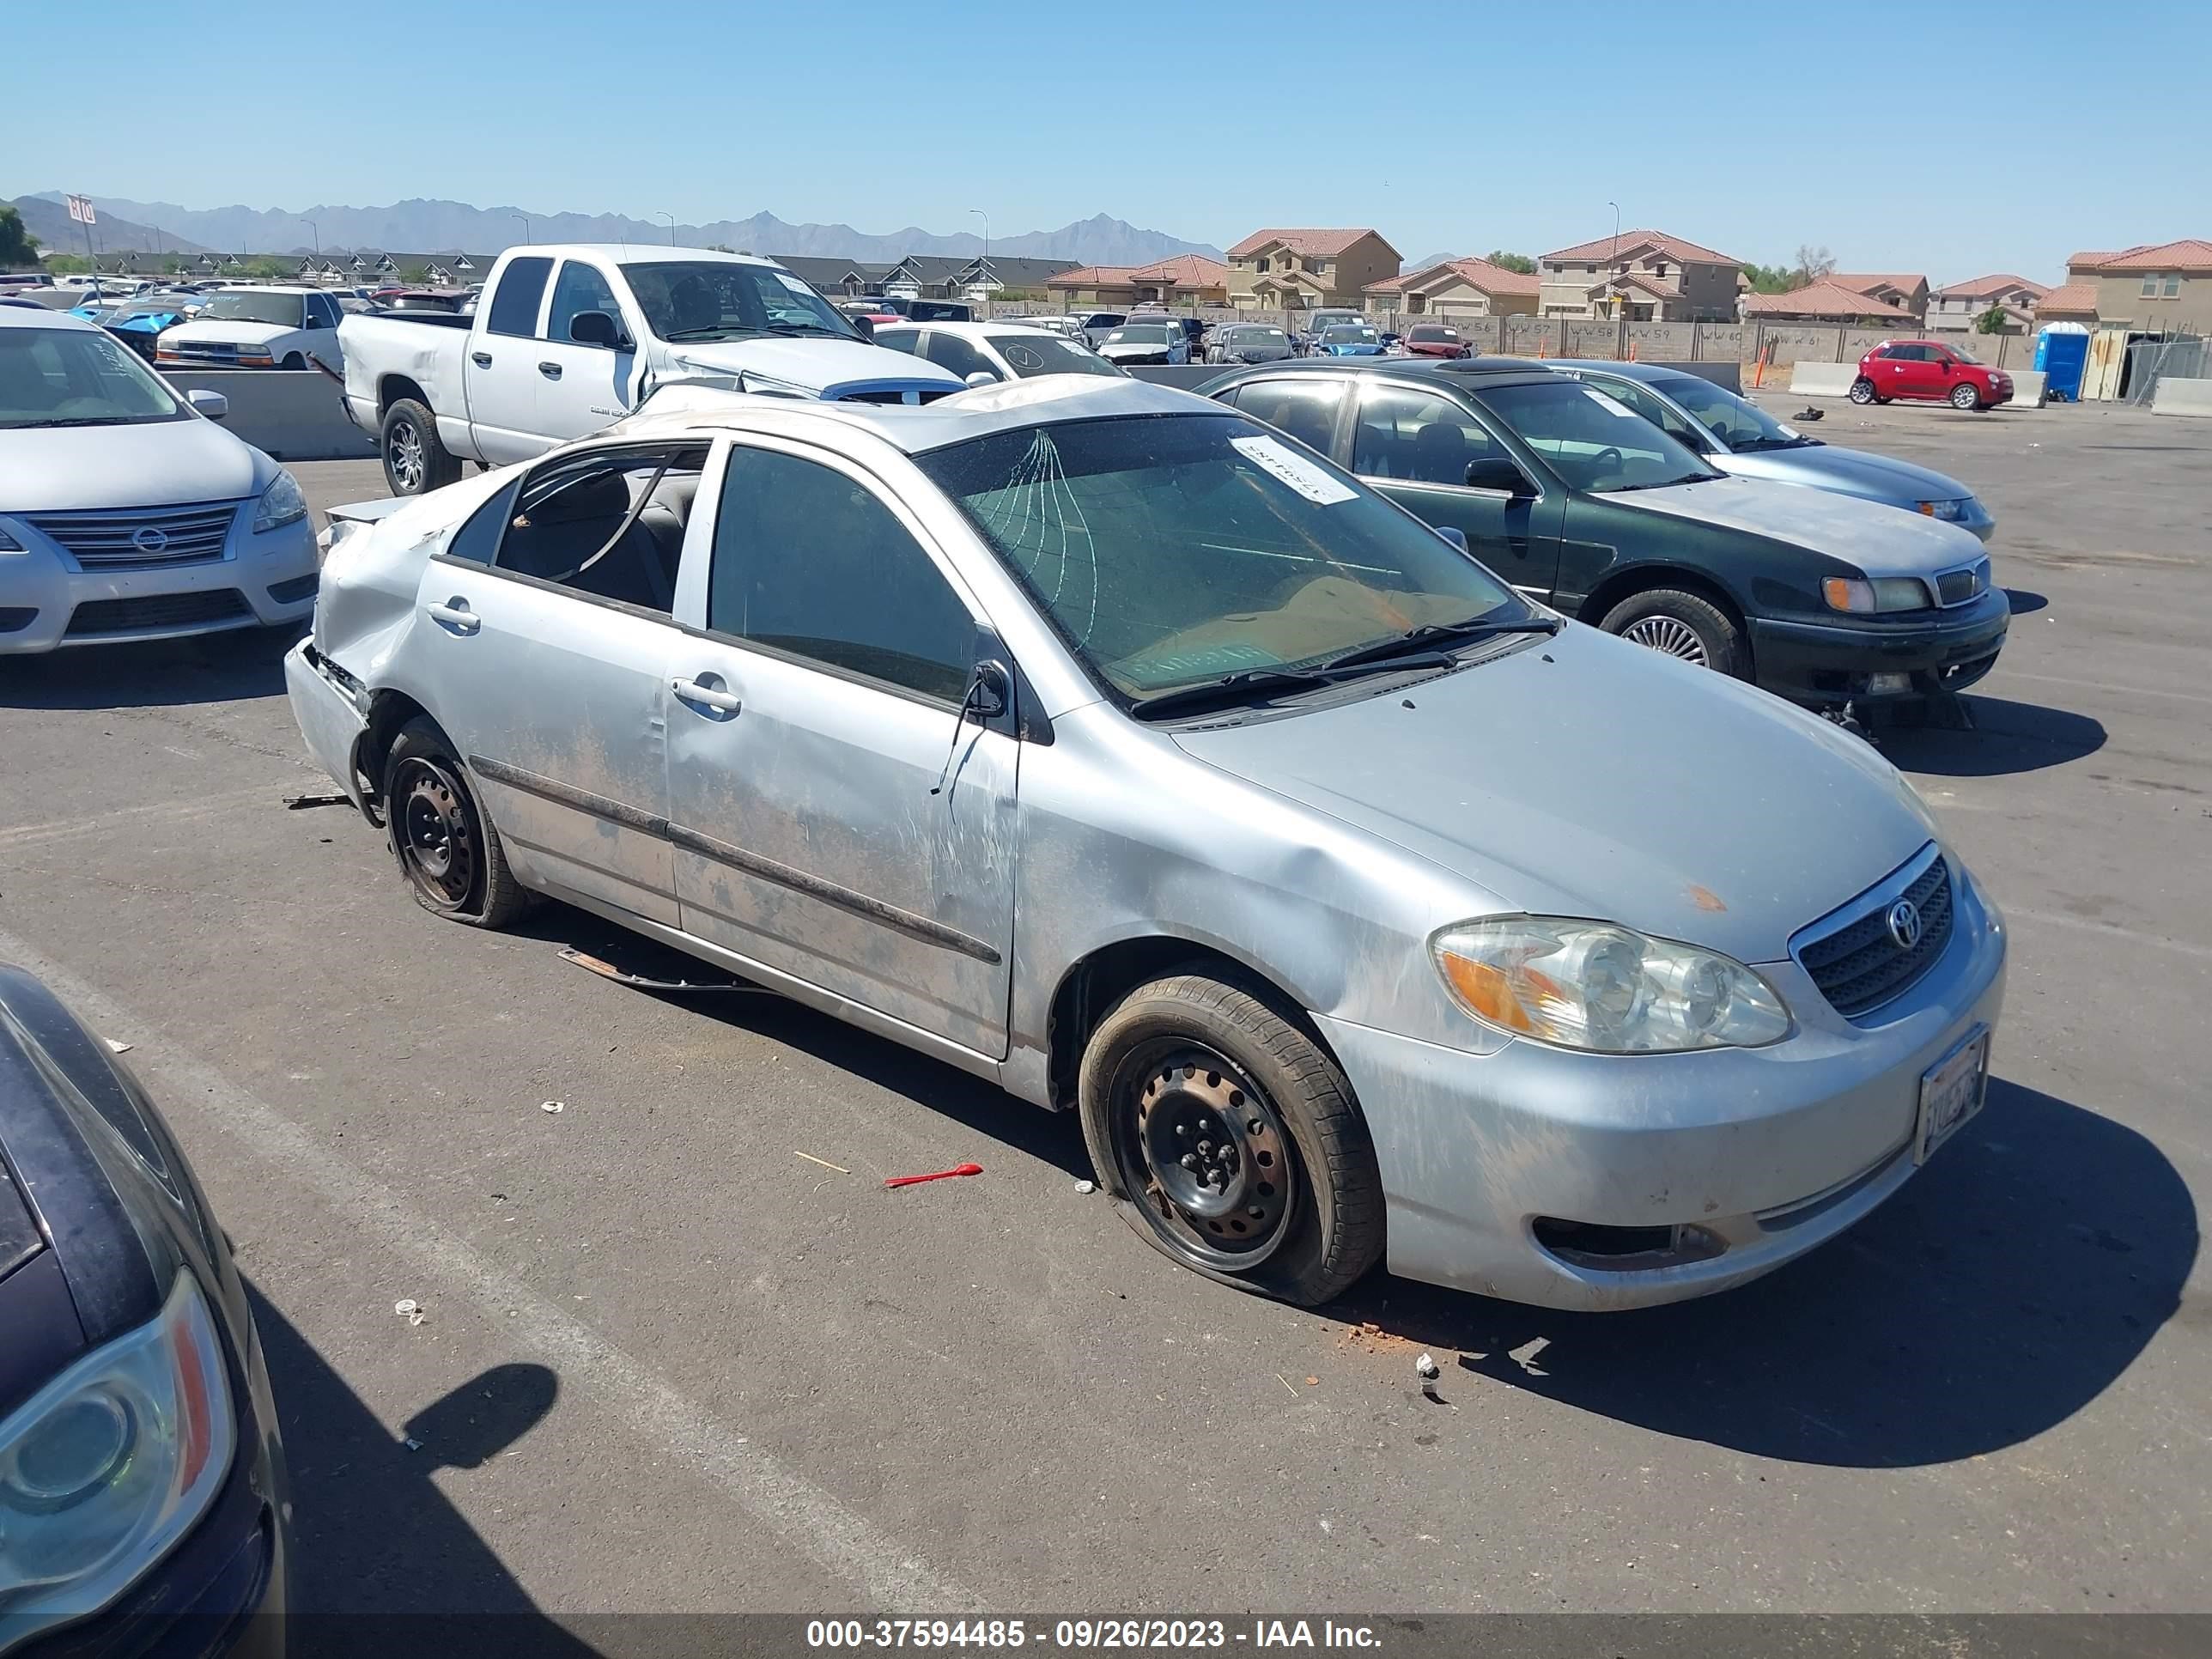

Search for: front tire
xmin=1950 ymin=381 xmax=1982 ymax=410
xmin=1849 ymin=377 xmax=1878 ymax=405
xmin=1079 ymin=974 xmax=1384 ymax=1306
xmin=380 ymin=398 xmax=463 ymax=496
xmin=1601 ymin=587 xmax=1748 ymax=678
xmin=383 ymin=718 xmax=530 ymax=927
xmin=280 ymin=352 xmax=306 ymax=370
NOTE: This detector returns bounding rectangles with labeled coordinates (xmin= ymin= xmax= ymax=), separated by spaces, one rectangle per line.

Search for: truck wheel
xmin=1079 ymin=973 xmax=1385 ymax=1307
xmin=1849 ymin=377 xmax=1878 ymax=405
xmin=383 ymin=718 xmax=530 ymax=927
xmin=1949 ymin=382 xmax=1982 ymax=411
xmin=381 ymin=398 xmax=462 ymax=496
xmin=1601 ymin=588 xmax=1747 ymax=678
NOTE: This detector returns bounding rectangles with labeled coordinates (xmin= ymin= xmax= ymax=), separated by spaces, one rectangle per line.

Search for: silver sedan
xmin=287 ymin=377 xmax=2005 ymax=1310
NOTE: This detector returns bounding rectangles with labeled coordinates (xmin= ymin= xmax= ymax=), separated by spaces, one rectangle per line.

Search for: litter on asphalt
xmin=393 ymin=1298 xmax=425 ymax=1326
xmin=884 ymin=1162 xmax=983 ymax=1189
xmin=540 ymin=1101 xmax=565 ymax=1115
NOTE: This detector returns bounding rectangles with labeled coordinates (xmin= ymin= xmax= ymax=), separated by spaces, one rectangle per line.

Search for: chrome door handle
xmin=672 ymin=677 xmax=741 ymax=714
xmin=426 ymin=599 xmax=479 ymax=635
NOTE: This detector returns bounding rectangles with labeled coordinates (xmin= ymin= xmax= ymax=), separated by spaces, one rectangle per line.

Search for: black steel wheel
xmin=1079 ymin=973 xmax=1384 ymax=1305
xmin=381 ymin=717 xmax=530 ymax=927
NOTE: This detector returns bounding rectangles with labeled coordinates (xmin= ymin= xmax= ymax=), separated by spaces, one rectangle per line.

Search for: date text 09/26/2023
xmin=805 ymin=1620 xmax=1382 ymax=1650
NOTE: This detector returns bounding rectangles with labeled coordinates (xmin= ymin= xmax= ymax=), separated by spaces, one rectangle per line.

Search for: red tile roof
xmin=1127 ymin=254 xmax=1230 ymax=286
xmin=2036 ymin=282 xmax=2100 ymax=315
xmin=1044 ymin=264 xmax=1140 ymax=289
xmin=1364 ymin=257 xmax=1540 ymax=298
xmin=1540 ymin=228 xmax=1741 ymax=267
xmin=2070 ymin=238 xmax=2212 ymax=273
xmin=1831 ymin=272 xmax=1929 ymax=299
xmin=1611 ymin=271 xmax=1676 ymax=300
xmin=1741 ymin=281 xmax=1917 ymax=321
xmin=1226 ymin=228 xmax=1395 ymax=259
xmin=1933 ymin=273 xmax=2048 ymax=300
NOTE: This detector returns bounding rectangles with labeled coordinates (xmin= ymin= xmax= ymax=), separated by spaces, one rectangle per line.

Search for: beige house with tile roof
xmin=1225 ymin=229 xmax=1400 ymax=311
xmin=1926 ymin=274 xmax=2046 ymax=333
xmin=1044 ymin=254 xmax=1230 ymax=307
xmin=2056 ymin=240 xmax=2212 ymax=333
xmin=1830 ymin=273 xmax=1929 ymax=321
xmin=1741 ymin=281 xmax=1918 ymax=326
xmin=1363 ymin=257 xmax=1540 ymax=318
xmin=1537 ymin=228 xmax=1741 ymax=321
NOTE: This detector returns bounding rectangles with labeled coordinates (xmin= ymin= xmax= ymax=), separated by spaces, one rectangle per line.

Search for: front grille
xmin=27 ymin=501 xmax=240 ymax=569
xmin=1798 ymin=851 xmax=1955 ymax=1020
xmin=65 ymin=589 xmax=251 ymax=636
xmin=1936 ymin=561 xmax=1987 ymax=606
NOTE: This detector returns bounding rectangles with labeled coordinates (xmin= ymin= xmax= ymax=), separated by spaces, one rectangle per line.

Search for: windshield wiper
xmin=17 ymin=416 xmax=138 ymax=428
xmin=1601 ymin=473 xmax=1722 ymax=492
xmin=662 ymin=325 xmax=762 ymax=341
xmin=1737 ymin=434 xmax=1820 ymax=452
xmin=1319 ymin=613 xmax=1560 ymax=672
xmin=761 ymin=321 xmax=851 ymax=337
xmin=1130 ymin=653 xmax=1455 ymax=723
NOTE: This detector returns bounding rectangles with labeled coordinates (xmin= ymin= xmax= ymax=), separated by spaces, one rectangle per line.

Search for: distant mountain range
xmin=15 ymin=192 xmax=1221 ymax=266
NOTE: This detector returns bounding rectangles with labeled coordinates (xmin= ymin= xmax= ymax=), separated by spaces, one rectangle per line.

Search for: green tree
xmin=1742 ymin=261 xmax=1798 ymax=294
xmin=1483 ymin=250 xmax=1536 ymax=275
xmin=44 ymin=252 xmax=90 ymax=276
xmin=0 ymin=205 xmax=38 ymax=266
xmin=1974 ymin=304 xmax=2009 ymax=334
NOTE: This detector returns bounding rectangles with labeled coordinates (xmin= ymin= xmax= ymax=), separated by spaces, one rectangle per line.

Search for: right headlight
xmin=0 ymin=1272 xmax=236 ymax=1647
xmin=1823 ymin=575 xmax=1929 ymax=613
xmin=1432 ymin=917 xmax=1791 ymax=1054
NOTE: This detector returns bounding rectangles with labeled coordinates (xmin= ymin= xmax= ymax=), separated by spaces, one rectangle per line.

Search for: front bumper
xmin=284 ymin=640 xmax=371 ymax=810
xmin=1319 ymin=866 xmax=2007 ymax=1310
xmin=0 ymin=512 xmax=318 ymax=657
xmin=1748 ymin=589 xmax=2010 ymax=707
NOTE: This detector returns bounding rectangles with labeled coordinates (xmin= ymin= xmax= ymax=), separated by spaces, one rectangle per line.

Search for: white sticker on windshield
xmin=1231 ymin=434 xmax=1358 ymax=505
xmin=1583 ymin=386 xmax=1642 ymax=418
xmin=775 ymin=272 xmax=818 ymax=297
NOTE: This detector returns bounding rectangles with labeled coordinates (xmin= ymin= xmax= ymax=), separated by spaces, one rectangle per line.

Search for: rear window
xmin=488 ymin=257 xmax=554 ymax=337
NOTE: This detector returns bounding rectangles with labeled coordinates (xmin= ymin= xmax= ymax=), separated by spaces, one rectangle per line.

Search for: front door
xmin=664 ymin=438 xmax=1018 ymax=1058
xmin=467 ymin=254 xmax=557 ymax=465
xmin=533 ymin=257 xmax=645 ymax=441
xmin=412 ymin=442 xmax=706 ymax=924
xmin=1348 ymin=380 xmax=1564 ymax=599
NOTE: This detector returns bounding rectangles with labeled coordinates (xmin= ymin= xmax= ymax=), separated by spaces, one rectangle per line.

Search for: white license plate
xmin=1916 ymin=1027 xmax=1990 ymax=1164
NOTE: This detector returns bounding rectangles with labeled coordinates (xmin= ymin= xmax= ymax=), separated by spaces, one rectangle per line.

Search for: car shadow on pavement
xmin=1877 ymin=695 xmax=2105 ymax=777
xmin=0 ymin=625 xmax=300 ymax=709
xmin=514 ymin=901 xmax=1096 ymax=1182
xmin=2001 ymin=587 xmax=2050 ymax=615
xmin=1322 ymin=1079 xmax=2196 ymax=1468
xmin=246 ymin=1283 xmax=607 ymax=1655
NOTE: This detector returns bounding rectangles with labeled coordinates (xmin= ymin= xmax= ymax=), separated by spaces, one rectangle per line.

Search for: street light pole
xmin=511 ymin=214 xmax=531 ymax=246
xmin=659 ymin=212 xmax=677 ymax=246
xmin=1606 ymin=200 xmax=1620 ymax=318
xmin=304 ymin=217 xmax=319 ymax=254
xmin=970 ymin=208 xmax=988 ymax=295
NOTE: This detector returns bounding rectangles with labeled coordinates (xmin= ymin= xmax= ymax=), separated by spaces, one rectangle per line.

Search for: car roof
xmin=0 ymin=304 xmax=96 ymax=332
xmin=878 ymin=320 xmax=1066 ymax=337
xmin=1209 ymin=357 xmax=1561 ymax=390
xmin=530 ymin=244 xmax=781 ymax=269
xmin=1546 ymin=358 xmax=1702 ymax=385
xmin=605 ymin=377 xmax=1216 ymax=457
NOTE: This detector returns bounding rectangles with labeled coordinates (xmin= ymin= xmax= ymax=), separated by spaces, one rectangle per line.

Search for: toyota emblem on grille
xmin=1887 ymin=898 xmax=1923 ymax=951
xmin=131 ymin=526 xmax=169 ymax=554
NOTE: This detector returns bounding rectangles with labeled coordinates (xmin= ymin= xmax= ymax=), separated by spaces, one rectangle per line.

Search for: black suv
xmin=1199 ymin=359 xmax=2008 ymax=713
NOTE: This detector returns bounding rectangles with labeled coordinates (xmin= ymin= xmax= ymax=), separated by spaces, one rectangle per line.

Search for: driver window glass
xmin=493 ymin=446 xmax=707 ymax=615
xmin=545 ymin=261 xmax=623 ymax=345
xmin=1353 ymin=386 xmax=1500 ymax=483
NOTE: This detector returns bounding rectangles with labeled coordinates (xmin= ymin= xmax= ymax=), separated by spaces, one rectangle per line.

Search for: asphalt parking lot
xmin=0 ymin=395 xmax=2205 ymax=1632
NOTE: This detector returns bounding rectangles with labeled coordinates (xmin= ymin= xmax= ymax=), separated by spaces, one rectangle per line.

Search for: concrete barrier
xmin=2150 ymin=377 xmax=2212 ymax=417
xmin=2004 ymin=370 xmax=2046 ymax=409
xmin=1789 ymin=362 xmax=1861 ymax=398
xmin=161 ymin=368 xmax=377 ymax=463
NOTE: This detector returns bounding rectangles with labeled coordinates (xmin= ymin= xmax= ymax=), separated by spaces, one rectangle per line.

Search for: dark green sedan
xmin=1199 ymin=359 xmax=2008 ymax=713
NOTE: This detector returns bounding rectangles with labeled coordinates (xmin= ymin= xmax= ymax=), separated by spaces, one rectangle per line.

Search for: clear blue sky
xmin=10 ymin=0 xmax=2209 ymax=283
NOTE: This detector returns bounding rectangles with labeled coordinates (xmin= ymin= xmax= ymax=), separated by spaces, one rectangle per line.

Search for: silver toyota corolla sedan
xmin=285 ymin=377 xmax=2006 ymax=1311
xmin=1549 ymin=360 xmax=1997 ymax=542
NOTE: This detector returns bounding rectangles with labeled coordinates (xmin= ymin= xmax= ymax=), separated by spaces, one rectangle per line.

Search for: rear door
xmin=532 ymin=256 xmax=645 ymax=442
xmin=464 ymin=255 xmax=556 ymax=464
xmin=1347 ymin=379 xmax=1564 ymax=597
xmin=663 ymin=437 xmax=1018 ymax=1058
xmin=412 ymin=441 xmax=706 ymax=923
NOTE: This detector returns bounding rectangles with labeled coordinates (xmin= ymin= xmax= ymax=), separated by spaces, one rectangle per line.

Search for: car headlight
xmin=0 ymin=1273 xmax=235 ymax=1645
xmin=252 ymin=469 xmax=307 ymax=534
xmin=1822 ymin=575 xmax=1929 ymax=613
xmin=1432 ymin=917 xmax=1791 ymax=1053
xmin=1916 ymin=498 xmax=1969 ymax=521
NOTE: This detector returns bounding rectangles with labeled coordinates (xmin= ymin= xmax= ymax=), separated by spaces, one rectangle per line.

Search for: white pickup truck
xmin=337 ymin=245 xmax=963 ymax=494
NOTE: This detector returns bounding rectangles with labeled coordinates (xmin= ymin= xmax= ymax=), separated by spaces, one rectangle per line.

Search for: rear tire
xmin=1601 ymin=587 xmax=1748 ymax=678
xmin=383 ymin=718 xmax=530 ymax=927
xmin=380 ymin=398 xmax=463 ymax=496
xmin=1950 ymin=381 xmax=1982 ymax=410
xmin=1079 ymin=974 xmax=1384 ymax=1307
xmin=1849 ymin=377 xmax=1877 ymax=405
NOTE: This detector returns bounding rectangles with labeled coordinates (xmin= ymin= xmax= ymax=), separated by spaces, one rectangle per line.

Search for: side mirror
xmin=1434 ymin=525 xmax=1469 ymax=553
xmin=186 ymin=389 xmax=228 ymax=421
xmin=849 ymin=313 xmax=875 ymax=339
xmin=963 ymin=369 xmax=1000 ymax=388
xmin=568 ymin=309 xmax=621 ymax=348
xmin=1463 ymin=456 xmax=1531 ymax=495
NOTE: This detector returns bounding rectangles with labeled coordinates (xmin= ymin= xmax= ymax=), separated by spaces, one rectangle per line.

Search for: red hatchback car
xmin=1402 ymin=321 xmax=1472 ymax=359
xmin=1853 ymin=339 xmax=2013 ymax=410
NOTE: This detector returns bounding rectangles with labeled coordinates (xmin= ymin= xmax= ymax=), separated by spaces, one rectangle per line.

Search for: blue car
xmin=1314 ymin=322 xmax=1388 ymax=357
xmin=71 ymin=291 xmax=202 ymax=362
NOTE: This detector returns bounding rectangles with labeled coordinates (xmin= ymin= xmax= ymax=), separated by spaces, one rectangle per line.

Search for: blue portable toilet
xmin=2036 ymin=323 xmax=2090 ymax=401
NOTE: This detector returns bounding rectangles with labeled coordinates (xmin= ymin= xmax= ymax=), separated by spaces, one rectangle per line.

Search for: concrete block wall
xmin=164 ymin=368 xmax=377 ymax=462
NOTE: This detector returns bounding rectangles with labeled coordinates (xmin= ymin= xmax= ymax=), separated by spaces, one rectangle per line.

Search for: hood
xmin=1322 ymin=343 xmax=1387 ymax=356
xmin=1101 ymin=342 xmax=1174 ymax=359
xmin=1171 ymin=624 xmax=1936 ymax=964
xmin=0 ymin=415 xmax=266 ymax=511
xmin=161 ymin=318 xmax=294 ymax=345
xmin=1716 ymin=441 xmax=1978 ymax=507
xmin=663 ymin=337 xmax=959 ymax=399
xmin=1612 ymin=473 xmax=1984 ymax=579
